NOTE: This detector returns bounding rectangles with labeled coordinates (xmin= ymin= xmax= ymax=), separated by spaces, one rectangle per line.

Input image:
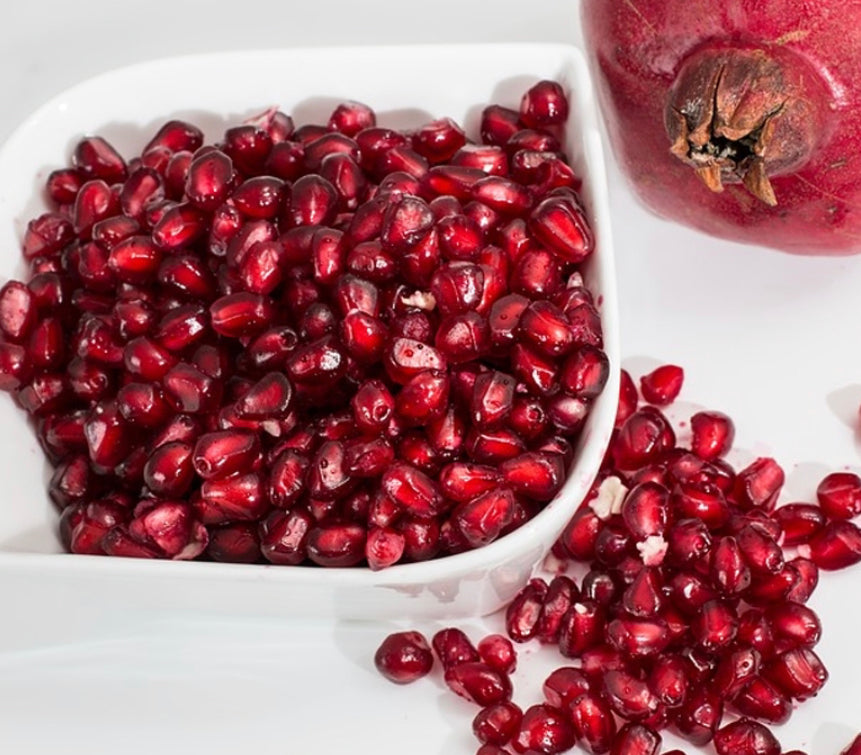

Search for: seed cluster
xmin=0 ymin=81 xmax=607 ymax=567
xmin=375 ymin=364 xmax=861 ymax=754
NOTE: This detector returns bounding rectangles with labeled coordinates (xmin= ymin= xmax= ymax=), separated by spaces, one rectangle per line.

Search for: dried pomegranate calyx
xmin=665 ymin=44 xmax=827 ymax=206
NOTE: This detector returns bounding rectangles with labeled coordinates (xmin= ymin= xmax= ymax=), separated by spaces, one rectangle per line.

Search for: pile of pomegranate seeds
xmin=375 ymin=363 xmax=861 ymax=753
xmin=0 ymin=80 xmax=606 ymax=567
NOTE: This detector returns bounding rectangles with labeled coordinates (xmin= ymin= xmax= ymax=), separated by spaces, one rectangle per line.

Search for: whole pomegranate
xmin=580 ymin=0 xmax=861 ymax=254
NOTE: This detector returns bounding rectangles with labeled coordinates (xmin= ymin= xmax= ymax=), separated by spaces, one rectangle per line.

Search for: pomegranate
xmin=0 ymin=80 xmax=608 ymax=570
xmin=581 ymin=1 xmax=861 ymax=253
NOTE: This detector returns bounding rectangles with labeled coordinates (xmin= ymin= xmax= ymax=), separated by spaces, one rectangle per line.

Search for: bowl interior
xmin=0 ymin=43 xmax=618 ymax=621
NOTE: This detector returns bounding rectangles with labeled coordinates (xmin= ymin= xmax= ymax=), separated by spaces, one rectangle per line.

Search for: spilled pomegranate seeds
xmin=2 ymin=80 xmax=606 ymax=567
xmin=376 ymin=364 xmax=861 ymax=754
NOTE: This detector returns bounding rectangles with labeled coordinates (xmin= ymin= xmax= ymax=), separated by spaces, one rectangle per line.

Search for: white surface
xmin=0 ymin=1 xmax=859 ymax=752
xmin=0 ymin=44 xmax=618 ymax=623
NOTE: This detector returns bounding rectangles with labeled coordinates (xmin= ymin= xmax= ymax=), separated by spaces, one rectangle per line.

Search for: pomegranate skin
xmin=581 ymin=1 xmax=861 ymax=254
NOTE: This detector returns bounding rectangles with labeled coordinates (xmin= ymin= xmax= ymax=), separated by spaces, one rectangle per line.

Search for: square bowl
xmin=0 ymin=43 xmax=618 ymax=628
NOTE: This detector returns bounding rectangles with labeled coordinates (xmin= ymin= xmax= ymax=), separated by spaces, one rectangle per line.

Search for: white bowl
xmin=0 ymin=43 xmax=618 ymax=625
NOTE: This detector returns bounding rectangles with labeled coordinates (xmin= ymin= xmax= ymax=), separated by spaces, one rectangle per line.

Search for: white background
xmin=1 ymin=1 xmax=860 ymax=752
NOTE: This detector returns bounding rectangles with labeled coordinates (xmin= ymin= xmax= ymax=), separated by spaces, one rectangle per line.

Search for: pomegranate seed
xmin=711 ymin=645 xmax=761 ymax=698
xmin=444 ymin=662 xmax=512 ymax=707
xmin=622 ymin=568 xmax=664 ymax=617
xmin=674 ymin=686 xmax=723 ymax=745
xmin=613 ymin=407 xmax=675 ymax=470
xmin=151 ymin=203 xmax=207 ymax=250
xmin=432 ymin=627 xmax=480 ymax=670
xmin=713 ymin=718 xmax=781 ymax=755
xmin=381 ymin=462 xmax=442 ymax=518
xmin=477 ymin=635 xmax=517 ymax=675
xmin=529 ymin=194 xmax=593 ymax=263
xmin=568 ymin=693 xmax=617 ymax=754
xmin=500 ymin=452 xmax=564 ymax=501
xmin=802 ymin=519 xmax=861 ymax=569
xmin=620 ymin=482 xmax=669 ymax=540
xmin=842 ymin=734 xmax=861 ymax=755
xmin=690 ymin=410 xmax=734 ymax=459
xmin=786 ymin=556 xmax=819 ymax=603
xmin=606 ymin=616 xmax=670 ymax=659
xmin=511 ymin=248 xmax=562 ymax=298
xmin=207 ymin=522 xmax=260 ymax=563
xmin=609 ymin=723 xmax=660 ymax=755
xmin=259 ymin=508 xmax=311 ymax=564
xmin=505 ymin=580 xmax=548 ymax=643
xmin=520 ymin=80 xmax=569 ymax=128
xmin=454 ymin=488 xmax=516 ymax=547
xmin=473 ymin=701 xmax=523 ymax=747
xmin=558 ymin=600 xmax=604 ymax=657
xmin=374 ymin=631 xmax=434 ymax=684
xmin=602 ymin=669 xmax=659 ymax=720
xmin=543 ymin=667 xmax=591 ymax=708
xmin=639 ymin=365 xmax=683 ymax=405
xmin=738 ymin=524 xmax=784 ymax=574
xmin=711 ymin=536 xmax=752 ymax=594
xmin=732 ymin=677 xmax=791 ymax=724
xmin=512 ymin=704 xmax=574 ymax=754
xmin=816 ymin=471 xmax=861 ymax=519
xmin=560 ymin=345 xmax=610 ymax=399
xmin=481 ymin=105 xmax=521 ymax=146
xmin=691 ymin=599 xmax=737 ymax=652
xmin=647 ymin=654 xmax=689 ymax=708
xmin=763 ymin=647 xmax=828 ymax=700
xmin=734 ymin=457 xmax=785 ymax=511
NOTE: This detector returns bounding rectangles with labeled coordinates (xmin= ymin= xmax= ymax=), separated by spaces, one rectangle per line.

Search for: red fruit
xmin=444 ymin=662 xmax=512 ymax=706
xmin=381 ymin=462 xmax=443 ymax=517
xmin=774 ymin=503 xmax=826 ymax=546
xmin=259 ymin=509 xmax=312 ymax=565
xmin=674 ymin=686 xmax=723 ymax=745
xmin=816 ymin=471 xmax=861 ymax=519
xmin=609 ymin=723 xmax=661 ymax=755
xmin=500 ymin=452 xmax=564 ymax=502
xmin=620 ymin=481 xmax=669 ymax=540
xmin=734 ymin=457 xmax=784 ymax=511
xmin=732 ymin=677 xmax=791 ymax=724
xmin=520 ymin=80 xmax=569 ymax=128
xmin=454 ymin=488 xmax=517 ymax=547
xmin=613 ymin=407 xmax=675 ymax=470
xmin=647 ymin=655 xmax=689 ymax=708
xmin=543 ymin=667 xmax=591 ymax=708
xmin=432 ymin=627 xmax=480 ymax=669
xmin=558 ymin=600 xmax=605 ymax=657
xmin=473 ymin=701 xmax=523 ymax=747
xmin=763 ymin=647 xmax=828 ymax=700
xmin=842 ymin=734 xmax=861 ymax=755
xmin=505 ymin=580 xmax=548 ymax=643
xmin=512 ymin=704 xmax=575 ymax=755
xmin=477 ymin=635 xmax=517 ymax=675
xmin=374 ymin=631 xmax=434 ymax=684
xmin=639 ymin=364 xmax=683 ymax=405
xmin=529 ymin=194 xmax=593 ymax=263
xmin=711 ymin=536 xmax=752 ymax=594
xmin=581 ymin=2 xmax=861 ymax=253
xmin=568 ymin=693 xmax=617 ymax=754
xmin=690 ymin=410 xmax=735 ymax=459
xmin=602 ymin=669 xmax=659 ymax=720
xmin=803 ymin=519 xmax=861 ymax=570
xmin=713 ymin=718 xmax=781 ymax=755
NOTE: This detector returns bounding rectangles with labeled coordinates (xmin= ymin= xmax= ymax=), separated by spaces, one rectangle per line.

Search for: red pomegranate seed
xmin=606 ymin=616 xmax=670 ymax=659
xmin=511 ymin=248 xmax=562 ymax=298
xmin=620 ymin=481 xmax=669 ymax=540
xmin=802 ymin=519 xmax=861 ymax=570
xmin=841 ymin=734 xmax=861 ymax=755
xmin=763 ymin=647 xmax=828 ymax=700
xmin=380 ymin=462 xmax=442 ymax=517
xmin=689 ymin=410 xmax=734 ymax=459
xmin=732 ymin=677 xmax=791 ymax=724
xmin=674 ymin=686 xmax=723 ymax=745
xmin=500 ymin=452 xmax=564 ymax=501
xmin=737 ymin=524 xmax=784 ymax=574
xmin=647 ymin=654 xmax=689 ymax=708
xmin=473 ymin=701 xmax=523 ymax=747
xmin=711 ymin=535 xmax=752 ymax=594
xmin=602 ymin=669 xmax=659 ymax=721
xmin=480 ymin=105 xmax=521 ymax=146
xmin=543 ymin=667 xmax=591 ymax=708
xmin=568 ymin=693 xmax=617 ymax=754
xmin=519 ymin=80 xmax=569 ymax=128
xmin=206 ymin=522 xmax=260 ymax=563
xmin=816 ymin=471 xmax=861 ymax=520
xmin=639 ymin=364 xmax=683 ymax=405
xmin=512 ymin=703 xmax=574 ymax=755
xmin=432 ymin=627 xmax=480 ymax=670
xmin=613 ymin=407 xmax=675 ymax=470
xmin=454 ymin=488 xmax=516 ymax=547
xmin=734 ymin=457 xmax=785 ymax=511
xmin=711 ymin=645 xmax=761 ymax=698
xmin=713 ymin=718 xmax=781 ymax=755
xmin=609 ymin=722 xmax=660 ymax=755
xmin=477 ymin=635 xmax=517 ymax=675
xmin=529 ymin=194 xmax=593 ymax=263
xmin=505 ymin=579 xmax=548 ymax=643
xmin=786 ymin=556 xmax=819 ymax=603
xmin=558 ymin=600 xmax=604 ymax=657
xmin=374 ymin=631 xmax=434 ymax=684
xmin=691 ymin=599 xmax=738 ymax=652
xmin=621 ymin=568 xmax=664 ymax=617
xmin=774 ymin=502 xmax=825 ymax=545
xmin=258 ymin=508 xmax=311 ymax=564
xmin=444 ymin=661 xmax=512 ymax=707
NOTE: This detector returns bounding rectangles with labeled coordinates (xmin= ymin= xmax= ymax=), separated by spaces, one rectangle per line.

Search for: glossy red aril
xmin=764 ymin=647 xmax=828 ymax=700
xmin=506 ymin=580 xmax=548 ymax=643
xmin=639 ymin=365 xmax=683 ymax=405
xmin=610 ymin=723 xmax=661 ymax=755
xmin=568 ymin=693 xmax=617 ymax=754
xmin=374 ymin=631 xmax=434 ymax=684
xmin=733 ymin=677 xmax=791 ymax=724
xmin=477 ymin=634 xmax=517 ymax=675
xmin=803 ymin=520 xmax=861 ymax=570
xmin=512 ymin=704 xmax=575 ymax=755
xmin=816 ymin=471 xmax=861 ymax=520
xmin=444 ymin=662 xmax=512 ymax=707
xmin=713 ymin=718 xmax=781 ymax=755
xmin=473 ymin=701 xmax=523 ymax=747
xmin=841 ymin=734 xmax=861 ymax=755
